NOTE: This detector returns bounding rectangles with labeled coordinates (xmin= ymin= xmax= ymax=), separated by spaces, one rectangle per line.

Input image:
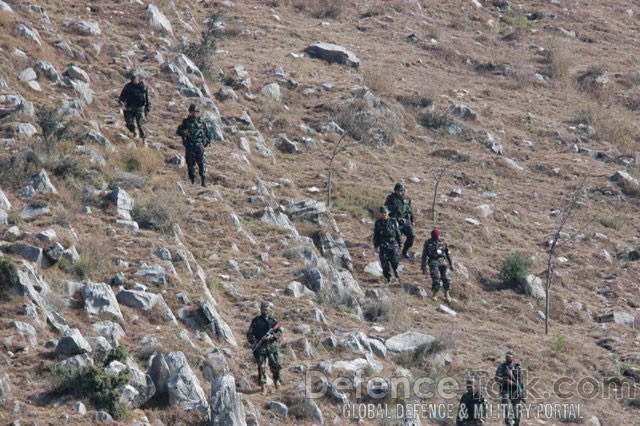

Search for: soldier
xmin=456 ymin=378 xmax=487 ymax=426
xmin=495 ymin=351 xmax=525 ymax=426
xmin=373 ymin=206 xmax=401 ymax=285
xmin=421 ymin=227 xmax=454 ymax=302
xmin=384 ymin=182 xmax=415 ymax=259
xmin=118 ymin=73 xmax=150 ymax=145
xmin=246 ymin=301 xmax=282 ymax=394
xmin=176 ymin=103 xmax=213 ymax=186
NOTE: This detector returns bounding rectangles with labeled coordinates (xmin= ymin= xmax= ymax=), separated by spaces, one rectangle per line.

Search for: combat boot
xmin=445 ymin=291 xmax=452 ymax=303
xmin=402 ymin=249 xmax=411 ymax=259
xmin=201 ymin=176 xmax=207 ymax=187
xmin=431 ymin=288 xmax=439 ymax=302
xmin=274 ymin=379 xmax=281 ymax=390
xmin=189 ymin=176 xmax=195 ymax=185
xmin=261 ymin=384 xmax=267 ymax=395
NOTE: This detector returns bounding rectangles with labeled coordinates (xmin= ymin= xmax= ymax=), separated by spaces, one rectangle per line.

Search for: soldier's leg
xmin=430 ymin=263 xmax=442 ymax=294
xmin=440 ymin=264 xmax=450 ymax=291
xmin=186 ymin=149 xmax=196 ymax=184
xmin=136 ymin=110 xmax=147 ymax=139
xmin=379 ymin=249 xmax=391 ymax=281
xmin=511 ymin=399 xmax=520 ymax=426
xmin=254 ymin=351 xmax=267 ymax=385
xmin=267 ymin=348 xmax=282 ymax=383
xmin=196 ymin=146 xmax=207 ymax=186
xmin=124 ymin=110 xmax=136 ymax=135
xmin=500 ymin=395 xmax=511 ymax=426
xmin=402 ymin=222 xmax=415 ymax=255
xmin=390 ymin=248 xmax=400 ymax=279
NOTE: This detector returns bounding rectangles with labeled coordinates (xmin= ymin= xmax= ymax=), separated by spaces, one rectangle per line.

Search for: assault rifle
xmin=252 ymin=322 xmax=282 ymax=353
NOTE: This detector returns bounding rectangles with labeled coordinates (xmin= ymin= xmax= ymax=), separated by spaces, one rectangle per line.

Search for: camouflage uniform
xmin=118 ymin=79 xmax=150 ymax=140
xmin=421 ymin=234 xmax=453 ymax=294
xmin=456 ymin=386 xmax=487 ymax=426
xmin=384 ymin=186 xmax=415 ymax=257
xmin=495 ymin=353 xmax=524 ymax=426
xmin=176 ymin=105 xmax=212 ymax=186
xmin=246 ymin=304 xmax=282 ymax=388
xmin=373 ymin=211 xmax=401 ymax=283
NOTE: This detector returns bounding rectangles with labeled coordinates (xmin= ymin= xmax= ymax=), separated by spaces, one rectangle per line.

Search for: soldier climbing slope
xmin=384 ymin=182 xmax=415 ymax=259
xmin=246 ymin=301 xmax=283 ymax=395
xmin=118 ymin=73 xmax=150 ymax=146
xmin=421 ymin=227 xmax=454 ymax=302
xmin=373 ymin=206 xmax=401 ymax=285
xmin=176 ymin=103 xmax=213 ymax=186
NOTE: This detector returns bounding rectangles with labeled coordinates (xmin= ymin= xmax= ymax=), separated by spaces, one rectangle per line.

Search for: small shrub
xmin=293 ymin=0 xmax=343 ymax=19
xmin=104 ymin=345 xmax=129 ymax=366
xmin=395 ymin=93 xmax=432 ymax=109
xmin=0 ymin=257 xmax=19 ymax=298
xmin=553 ymin=331 xmax=567 ymax=353
xmin=53 ymin=156 xmax=83 ymax=179
xmin=601 ymin=217 xmax=623 ymax=230
xmin=7 ymin=211 xmax=23 ymax=225
xmin=30 ymin=200 xmax=48 ymax=209
xmin=133 ymin=189 xmax=189 ymax=235
xmin=181 ymin=11 xmax=223 ymax=79
xmin=122 ymin=152 xmax=142 ymax=172
xmin=417 ymin=110 xmax=450 ymax=129
xmin=362 ymin=68 xmax=394 ymax=96
xmin=540 ymin=38 xmax=571 ymax=80
xmin=332 ymin=185 xmax=380 ymax=218
xmin=576 ymin=65 xmax=608 ymax=98
xmin=36 ymin=106 xmax=79 ymax=153
xmin=499 ymin=252 xmax=532 ymax=286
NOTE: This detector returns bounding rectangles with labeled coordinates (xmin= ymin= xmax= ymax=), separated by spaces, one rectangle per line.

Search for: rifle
xmin=251 ymin=322 xmax=282 ymax=353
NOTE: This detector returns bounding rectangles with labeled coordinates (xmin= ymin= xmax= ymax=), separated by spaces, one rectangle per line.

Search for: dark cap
xmin=188 ymin=103 xmax=200 ymax=112
xmin=506 ymin=350 xmax=515 ymax=358
xmin=380 ymin=206 xmax=389 ymax=213
xmin=260 ymin=301 xmax=271 ymax=310
xmin=394 ymin=182 xmax=406 ymax=191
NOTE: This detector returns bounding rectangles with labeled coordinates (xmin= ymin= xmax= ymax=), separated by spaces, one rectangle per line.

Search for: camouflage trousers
xmin=124 ymin=107 xmax=147 ymax=139
xmin=500 ymin=395 xmax=522 ymax=426
xmin=254 ymin=346 xmax=281 ymax=385
xmin=399 ymin=220 xmax=415 ymax=253
xmin=379 ymin=244 xmax=400 ymax=280
xmin=185 ymin=143 xmax=206 ymax=183
xmin=429 ymin=261 xmax=451 ymax=292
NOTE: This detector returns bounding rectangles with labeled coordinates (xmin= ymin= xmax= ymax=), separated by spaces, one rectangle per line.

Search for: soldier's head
xmin=505 ymin=350 xmax=515 ymax=364
xmin=188 ymin=103 xmax=201 ymax=116
xmin=394 ymin=182 xmax=406 ymax=196
xmin=431 ymin=228 xmax=441 ymax=240
xmin=465 ymin=378 xmax=475 ymax=392
xmin=130 ymin=73 xmax=140 ymax=83
xmin=260 ymin=301 xmax=272 ymax=317
xmin=379 ymin=205 xmax=389 ymax=218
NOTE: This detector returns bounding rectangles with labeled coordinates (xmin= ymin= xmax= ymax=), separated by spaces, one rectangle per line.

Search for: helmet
xmin=506 ymin=350 xmax=515 ymax=358
xmin=380 ymin=206 xmax=389 ymax=214
xmin=260 ymin=301 xmax=271 ymax=311
xmin=188 ymin=103 xmax=200 ymax=112
xmin=130 ymin=73 xmax=139 ymax=81
xmin=431 ymin=228 xmax=441 ymax=239
xmin=465 ymin=378 xmax=475 ymax=388
xmin=394 ymin=182 xmax=405 ymax=191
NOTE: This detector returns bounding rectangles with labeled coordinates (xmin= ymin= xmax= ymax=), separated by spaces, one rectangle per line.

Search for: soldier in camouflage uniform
xmin=495 ymin=351 xmax=525 ymax=426
xmin=118 ymin=74 xmax=150 ymax=145
xmin=176 ymin=103 xmax=213 ymax=186
xmin=456 ymin=378 xmax=488 ymax=426
xmin=384 ymin=182 xmax=415 ymax=259
xmin=421 ymin=228 xmax=454 ymax=302
xmin=247 ymin=301 xmax=282 ymax=394
xmin=373 ymin=206 xmax=401 ymax=284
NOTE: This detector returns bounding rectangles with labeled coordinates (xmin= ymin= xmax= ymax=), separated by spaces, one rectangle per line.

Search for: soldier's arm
xmin=445 ymin=243 xmax=453 ymax=268
xmin=176 ymin=120 xmax=187 ymax=137
xmin=408 ymin=199 xmax=415 ymax=223
xmin=394 ymin=222 xmax=401 ymax=245
xmin=246 ymin=320 xmax=257 ymax=344
xmin=372 ymin=222 xmax=380 ymax=248
xmin=118 ymin=84 xmax=128 ymax=105
xmin=420 ymin=241 xmax=428 ymax=271
xmin=144 ymin=87 xmax=150 ymax=113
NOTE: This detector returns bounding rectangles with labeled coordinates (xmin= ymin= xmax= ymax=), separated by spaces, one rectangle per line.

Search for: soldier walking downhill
xmin=176 ymin=103 xmax=213 ymax=186
xmin=384 ymin=182 xmax=415 ymax=259
xmin=246 ymin=301 xmax=283 ymax=394
xmin=373 ymin=206 xmax=401 ymax=285
xmin=495 ymin=351 xmax=525 ymax=426
xmin=118 ymin=73 xmax=150 ymax=145
xmin=456 ymin=378 xmax=487 ymax=426
xmin=421 ymin=228 xmax=454 ymax=302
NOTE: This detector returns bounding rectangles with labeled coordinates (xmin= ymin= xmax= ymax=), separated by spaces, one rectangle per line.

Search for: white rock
xmin=474 ymin=204 xmax=493 ymax=218
xmin=464 ymin=217 xmax=480 ymax=226
xmin=26 ymin=81 xmax=41 ymax=92
xmin=67 ymin=64 xmax=90 ymax=82
xmin=261 ymin=82 xmax=281 ymax=101
xmin=364 ymin=262 xmax=383 ymax=277
xmin=18 ymin=68 xmax=37 ymax=82
xmin=0 ymin=1 xmax=13 ymax=12
xmin=18 ymin=24 xmax=42 ymax=45
xmin=147 ymin=4 xmax=174 ymax=36
xmin=74 ymin=20 xmax=101 ymax=36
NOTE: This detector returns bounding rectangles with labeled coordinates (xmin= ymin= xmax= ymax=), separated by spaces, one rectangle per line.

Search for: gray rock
xmin=86 ymin=130 xmax=112 ymax=148
xmin=0 ymin=209 xmax=7 ymax=226
xmin=500 ymin=157 xmax=524 ymax=172
xmin=10 ymin=321 xmax=37 ymax=347
xmin=82 ymin=282 xmax=124 ymax=321
xmin=260 ymin=207 xmax=298 ymax=236
xmin=613 ymin=311 xmax=635 ymax=327
xmin=166 ymin=155 xmax=185 ymax=166
xmin=402 ymin=283 xmax=428 ymax=299
xmin=35 ymin=229 xmax=56 ymax=242
xmin=33 ymin=61 xmax=61 ymax=82
xmin=311 ymin=307 xmax=328 ymax=325
xmin=117 ymin=288 xmax=161 ymax=310
xmin=200 ymin=302 xmax=238 ymax=347
xmin=55 ymin=328 xmax=92 ymax=356
xmin=147 ymin=4 xmax=174 ymax=36
xmin=4 ymin=226 xmax=20 ymax=241
xmin=315 ymin=231 xmax=353 ymax=272
xmin=73 ymin=20 xmax=101 ymax=36
xmin=57 ymin=353 xmax=94 ymax=370
xmin=385 ymin=331 xmax=435 ymax=353
xmin=31 ymin=169 xmax=57 ymax=194
xmin=304 ymin=42 xmax=359 ymax=68
xmin=210 ymin=374 xmax=247 ymax=425
xmin=157 ymin=247 xmax=172 ymax=261
xmin=364 ymin=262 xmax=383 ymax=277
xmin=588 ymin=416 xmax=601 ymax=426
xmin=95 ymin=410 xmax=113 ymax=423
xmin=523 ymin=274 xmax=545 ymax=300
xmin=449 ymin=104 xmax=476 ymax=120
xmin=65 ymin=78 xmax=93 ymax=104
xmin=610 ymin=170 xmax=639 ymax=186
xmin=92 ymin=321 xmax=126 ymax=346
xmin=0 ymin=1 xmax=13 ymax=12
xmin=275 ymin=134 xmax=299 ymax=154
xmin=123 ymin=358 xmax=156 ymax=408
xmin=261 ymin=83 xmax=281 ymax=102
xmin=343 ymin=331 xmax=371 ymax=354
xmin=110 ymin=187 xmax=134 ymax=220
xmin=286 ymin=199 xmax=327 ymax=224
xmin=61 ymin=246 xmax=80 ymax=265
xmin=368 ymin=339 xmax=387 ymax=358
xmin=18 ymin=24 xmax=42 ymax=45
xmin=135 ymin=263 xmax=166 ymax=285
xmin=17 ymin=122 xmax=38 ymax=137
xmin=438 ymin=304 xmax=457 ymax=316
xmin=19 ymin=204 xmax=50 ymax=220
xmin=163 ymin=352 xmax=209 ymax=414
xmin=0 ymin=190 xmax=11 ymax=210
xmin=269 ymin=401 xmax=288 ymax=417
xmin=284 ymin=281 xmax=315 ymax=298
xmin=66 ymin=64 xmax=90 ymax=82
xmin=8 ymin=244 xmax=42 ymax=264
xmin=86 ymin=336 xmax=112 ymax=362
xmin=18 ymin=68 xmax=37 ymax=82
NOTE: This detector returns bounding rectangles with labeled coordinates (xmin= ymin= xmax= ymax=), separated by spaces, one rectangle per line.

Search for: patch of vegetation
xmin=542 ymin=38 xmax=571 ymax=80
xmin=29 ymin=200 xmax=49 ymax=209
xmin=181 ymin=11 xmax=223 ymax=79
xmin=54 ymin=346 xmax=131 ymax=420
xmin=293 ymin=0 xmax=343 ymax=19
xmin=499 ymin=252 xmax=532 ymax=286
xmin=553 ymin=331 xmax=567 ymax=353
xmin=36 ymin=106 xmax=79 ymax=154
xmin=573 ymin=103 xmax=636 ymax=153
xmin=601 ymin=216 xmax=623 ymax=230
xmin=332 ymin=98 xmax=399 ymax=147
xmin=576 ymin=65 xmax=608 ymax=97
xmin=417 ymin=110 xmax=450 ymax=130
xmin=53 ymin=156 xmax=83 ymax=179
xmin=122 ymin=152 xmax=142 ymax=172
xmin=133 ymin=189 xmax=189 ymax=235
xmin=7 ymin=211 xmax=23 ymax=226
xmin=332 ymin=185 xmax=380 ymax=218
xmin=395 ymin=93 xmax=432 ymax=109
xmin=0 ymin=257 xmax=19 ymax=299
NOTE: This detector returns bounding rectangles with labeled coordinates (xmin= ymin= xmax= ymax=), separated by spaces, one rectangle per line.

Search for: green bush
xmin=499 ymin=252 xmax=532 ymax=285
xmin=0 ymin=257 xmax=19 ymax=298
xmin=601 ymin=216 xmax=623 ymax=230
xmin=417 ymin=110 xmax=450 ymax=129
xmin=181 ymin=11 xmax=223 ymax=79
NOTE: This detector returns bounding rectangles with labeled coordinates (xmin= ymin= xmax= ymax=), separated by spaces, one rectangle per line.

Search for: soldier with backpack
xmin=119 ymin=73 xmax=150 ymax=145
xmin=176 ymin=103 xmax=213 ymax=186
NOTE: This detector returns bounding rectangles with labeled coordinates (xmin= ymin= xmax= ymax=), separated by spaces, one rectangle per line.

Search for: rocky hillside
xmin=1 ymin=0 xmax=640 ymax=425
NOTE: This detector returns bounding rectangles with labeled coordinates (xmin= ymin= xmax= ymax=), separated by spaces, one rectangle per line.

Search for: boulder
xmin=523 ymin=274 xmax=545 ymax=300
xmin=18 ymin=24 xmax=42 ymax=45
xmin=110 ymin=187 xmax=134 ymax=220
xmin=0 ymin=189 xmax=11 ymax=210
xmin=19 ymin=204 xmax=49 ymax=220
xmin=200 ymin=302 xmax=238 ymax=347
xmin=314 ymin=231 xmax=353 ymax=272
xmin=610 ymin=171 xmax=639 ymax=186
xmin=385 ymin=331 xmax=435 ymax=353
xmin=92 ymin=321 xmax=126 ymax=346
xmin=162 ymin=352 xmax=209 ymax=414
xmin=55 ymin=328 xmax=92 ymax=356
xmin=260 ymin=207 xmax=298 ymax=237
xmin=209 ymin=374 xmax=247 ymax=426
xmin=147 ymin=4 xmax=174 ymax=36
xmin=66 ymin=64 xmax=90 ymax=82
xmin=135 ymin=263 xmax=166 ymax=285
xmin=364 ymin=262 xmax=383 ymax=277
xmin=343 ymin=331 xmax=371 ymax=354
xmin=286 ymin=199 xmax=327 ymax=224
xmin=0 ymin=1 xmax=13 ymax=12
xmin=33 ymin=61 xmax=61 ymax=82
xmin=275 ymin=134 xmax=299 ymax=154
xmin=82 ymin=282 xmax=124 ymax=321
xmin=304 ymin=42 xmax=360 ymax=68
xmin=35 ymin=229 xmax=56 ymax=242
xmin=30 ymin=169 xmax=57 ymax=193
xmin=73 ymin=20 xmax=101 ymax=36
xmin=269 ymin=401 xmax=288 ymax=417
xmin=18 ymin=68 xmax=37 ymax=82
xmin=449 ymin=104 xmax=477 ymax=120
xmin=284 ymin=281 xmax=315 ymax=298
xmin=7 ymin=243 xmax=42 ymax=264
xmin=261 ymin=82 xmax=281 ymax=102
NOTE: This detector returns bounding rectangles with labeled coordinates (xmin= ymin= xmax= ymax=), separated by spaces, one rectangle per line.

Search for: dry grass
xmin=572 ymin=102 xmax=637 ymax=153
xmin=542 ymin=37 xmax=571 ymax=81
